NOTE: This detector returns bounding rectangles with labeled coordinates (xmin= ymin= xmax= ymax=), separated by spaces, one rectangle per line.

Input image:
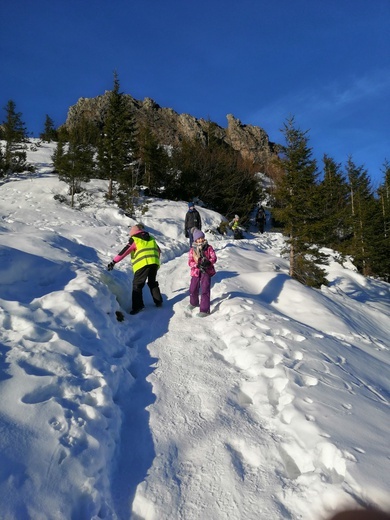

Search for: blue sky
xmin=1 ymin=0 xmax=389 ymax=186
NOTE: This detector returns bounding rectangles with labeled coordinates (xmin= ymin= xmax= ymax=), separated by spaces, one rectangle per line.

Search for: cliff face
xmin=65 ymin=92 xmax=276 ymax=166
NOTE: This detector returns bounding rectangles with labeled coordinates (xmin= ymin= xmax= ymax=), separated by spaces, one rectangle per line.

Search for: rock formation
xmin=65 ymin=92 xmax=276 ymax=167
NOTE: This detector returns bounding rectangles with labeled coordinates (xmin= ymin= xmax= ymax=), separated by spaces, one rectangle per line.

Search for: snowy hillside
xmin=0 ymin=142 xmax=389 ymax=520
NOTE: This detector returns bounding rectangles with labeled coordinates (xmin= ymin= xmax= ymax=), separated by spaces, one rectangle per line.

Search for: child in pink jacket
xmin=188 ymin=229 xmax=217 ymax=317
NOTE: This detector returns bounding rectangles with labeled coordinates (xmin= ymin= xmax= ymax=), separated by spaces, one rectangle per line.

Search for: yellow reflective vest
xmin=131 ymin=235 xmax=160 ymax=273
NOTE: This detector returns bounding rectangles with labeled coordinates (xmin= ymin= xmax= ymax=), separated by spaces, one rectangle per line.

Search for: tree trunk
xmin=289 ymin=240 xmax=295 ymax=278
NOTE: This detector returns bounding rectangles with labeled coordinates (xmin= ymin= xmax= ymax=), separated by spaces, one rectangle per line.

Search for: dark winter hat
xmin=188 ymin=202 xmax=195 ymax=208
xmin=193 ymin=229 xmax=205 ymax=241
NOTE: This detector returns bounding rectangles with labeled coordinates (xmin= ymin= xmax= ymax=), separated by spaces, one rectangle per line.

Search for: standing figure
xmin=188 ymin=229 xmax=217 ymax=317
xmin=107 ymin=224 xmax=163 ymax=315
xmin=184 ymin=202 xmax=202 ymax=247
xmin=229 ymin=215 xmax=243 ymax=239
xmin=256 ymin=205 xmax=266 ymax=233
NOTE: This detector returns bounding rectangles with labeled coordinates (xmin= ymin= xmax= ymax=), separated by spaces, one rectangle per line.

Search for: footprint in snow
xmin=49 ymin=417 xmax=65 ymax=432
xmin=293 ymin=373 xmax=319 ymax=387
xmin=18 ymin=359 xmax=55 ymax=377
xmin=21 ymin=382 xmax=61 ymax=404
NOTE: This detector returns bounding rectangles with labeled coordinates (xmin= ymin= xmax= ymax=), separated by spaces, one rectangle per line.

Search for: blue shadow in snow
xmin=108 ymin=279 xmax=188 ymax=517
xmin=0 ymin=236 xmax=100 ymax=304
xmin=211 ymin=269 xmax=288 ymax=307
xmin=0 ymin=342 xmax=12 ymax=382
xmin=0 ymin=246 xmax=76 ymax=303
xmin=260 ymin=273 xmax=289 ymax=304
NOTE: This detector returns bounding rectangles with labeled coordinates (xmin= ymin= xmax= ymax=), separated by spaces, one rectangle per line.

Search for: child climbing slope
xmin=188 ymin=229 xmax=217 ymax=317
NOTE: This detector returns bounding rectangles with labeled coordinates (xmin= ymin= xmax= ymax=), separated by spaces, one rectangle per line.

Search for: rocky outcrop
xmin=65 ymin=92 xmax=276 ymax=167
xmin=225 ymin=114 xmax=273 ymax=165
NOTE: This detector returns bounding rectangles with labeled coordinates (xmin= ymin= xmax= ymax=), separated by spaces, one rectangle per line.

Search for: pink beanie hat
xmin=129 ymin=225 xmax=143 ymax=237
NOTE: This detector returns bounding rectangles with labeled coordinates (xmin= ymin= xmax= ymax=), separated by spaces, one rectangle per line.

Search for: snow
xmin=0 ymin=141 xmax=389 ymax=520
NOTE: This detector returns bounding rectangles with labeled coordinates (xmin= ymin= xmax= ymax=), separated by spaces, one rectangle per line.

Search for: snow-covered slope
xmin=0 ymin=142 xmax=389 ymax=520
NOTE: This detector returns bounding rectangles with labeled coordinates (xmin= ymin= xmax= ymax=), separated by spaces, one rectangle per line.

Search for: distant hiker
xmin=184 ymin=202 xmax=202 ymax=247
xmin=256 ymin=205 xmax=266 ymax=234
xmin=229 ymin=214 xmax=240 ymax=230
xmin=107 ymin=224 xmax=163 ymax=315
xmin=229 ymin=215 xmax=243 ymax=240
xmin=188 ymin=229 xmax=217 ymax=317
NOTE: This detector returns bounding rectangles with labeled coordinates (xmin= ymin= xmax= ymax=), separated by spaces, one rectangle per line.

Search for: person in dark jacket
xmin=184 ymin=202 xmax=202 ymax=247
xmin=256 ymin=205 xmax=266 ymax=233
xmin=107 ymin=224 xmax=163 ymax=315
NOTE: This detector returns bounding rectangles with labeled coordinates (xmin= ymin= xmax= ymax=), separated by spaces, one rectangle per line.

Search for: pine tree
xmin=167 ymin=129 xmax=259 ymax=219
xmin=40 ymin=115 xmax=58 ymax=142
xmin=375 ymin=160 xmax=390 ymax=280
xmin=273 ymin=118 xmax=327 ymax=287
xmin=168 ymin=136 xmax=203 ymax=201
xmin=0 ymin=144 xmax=6 ymax=177
xmin=52 ymin=126 xmax=70 ymax=173
xmin=316 ymin=155 xmax=350 ymax=248
xmin=378 ymin=160 xmax=390 ymax=240
xmin=54 ymin=121 xmax=94 ymax=207
xmin=1 ymin=100 xmax=30 ymax=174
xmin=97 ymin=72 xmax=137 ymax=201
xmin=137 ymin=125 xmax=169 ymax=195
xmin=213 ymin=148 xmax=259 ymax=219
xmin=345 ymin=157 xmax=377 ymax=275
xmin=52 ymin=136 xmax=66 ymax=173
xmin=199 ymin=122 xmax=236 ymax=213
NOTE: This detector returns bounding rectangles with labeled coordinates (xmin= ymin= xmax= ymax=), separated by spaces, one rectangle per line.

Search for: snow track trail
xmin=127 ymin=248 xmax=288 ymax=520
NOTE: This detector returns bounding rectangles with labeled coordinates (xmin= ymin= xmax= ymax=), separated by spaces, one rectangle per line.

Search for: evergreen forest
xmin=1 ymin=76 xmax=389 ymax=286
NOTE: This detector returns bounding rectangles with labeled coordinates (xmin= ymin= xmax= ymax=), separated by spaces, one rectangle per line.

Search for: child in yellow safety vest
xmin=107 ymin=224 xmax=163 ymax=315
xmin=229 ymin=215 xmax=243 ymax=239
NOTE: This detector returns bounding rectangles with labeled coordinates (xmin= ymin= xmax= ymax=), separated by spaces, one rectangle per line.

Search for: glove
xmin=199 ymin=257 xmax=211 ymax=272
xmin=107 ymin=261 xmax=115 ymax=271
xmin=200 ymin=258 xmax=211 ymax=268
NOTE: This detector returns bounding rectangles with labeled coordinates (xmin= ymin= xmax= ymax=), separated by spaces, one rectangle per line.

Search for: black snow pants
xmin=131 ymin=264 xmax=163 ymax=312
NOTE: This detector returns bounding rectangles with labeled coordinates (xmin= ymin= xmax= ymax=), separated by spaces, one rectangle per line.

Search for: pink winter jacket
xmin=188 ymin=244 xmax=217 ymax=277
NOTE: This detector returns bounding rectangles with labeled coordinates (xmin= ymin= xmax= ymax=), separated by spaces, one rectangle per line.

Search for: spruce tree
xmin=97 ymin=72 xmax=137 ymax=201
xmin=137 ymin=125 xmax=169 ymax=195
xmin=52 ymin=138 xmax=66 ymax=173
xmin=317 ymin=155 xmax=350 ymax=248
xmin=273 ymin=118 xmax=327 ymax=287
xmin=54 ymin=121 xmax=94 ymax=207
xmin=345 ymin=157 xmax=377 ymax=275
xmin=168 ymin=131 xmax=258 ymax=218
xmin=168 ymin=136 xmax=202 ymax=201
xmin=375 ymin=160 xmax=390 ymax=280
xmin=40 ymin=115 xmax=58 ymax=142
xmin=1 ymin=100 xmax=30 ymax=174
xmin=213 ymin=147 xmax=259 ymax=219
xmin=0 ymin=144 xmax=6 ymax=178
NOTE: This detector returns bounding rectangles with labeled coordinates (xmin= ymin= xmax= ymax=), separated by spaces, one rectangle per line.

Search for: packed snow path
xmin=118 ymin=244 xmax=303 ymax=520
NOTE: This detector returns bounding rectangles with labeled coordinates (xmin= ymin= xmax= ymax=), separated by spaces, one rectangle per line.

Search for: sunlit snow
xmin=0 ymin=141 xmax=389 ymax=520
